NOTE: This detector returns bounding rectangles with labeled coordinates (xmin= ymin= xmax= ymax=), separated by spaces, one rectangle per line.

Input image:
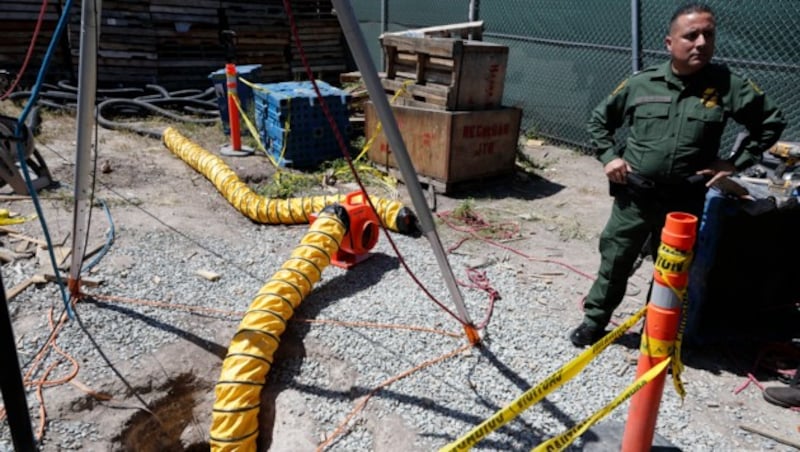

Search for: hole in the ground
xmin=116 ymin=373 xmax=209 ymax=451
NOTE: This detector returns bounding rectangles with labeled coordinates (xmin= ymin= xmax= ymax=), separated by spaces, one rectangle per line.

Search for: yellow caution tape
xmin=652 ymin=243 xmax=691 ymax=401
xmin=354 ymin=79 xmax=414 ymax=163
xmin=671 ymin=288 xmax=689 ymax=401
xmin=237 ymin=76 xmax=265 ymax=93
xmin=0 ymin=217 xmax=28 ymax=225
xmin=639 ymin=335 xmax=674 ymax=358
xmin=229 ymin=93 xmax=263 ymax=149
xmin=440 ymin=306 xmax=647 ymax=452
xmin=654 ymin=243 xmax=692 ymax=275
xmin=0 ymin=209 xmax=34 ymax=225
xmin=277 ymin=99 xmax=291 ymax=165
xmin=228 ymin=92 xmax=282 ymax=169
xmin=532 ymin=358 xmax=672 ymax=452
xmin=355 ymin=121 xmax=383 ymax=163
xmin=230 ymin=86 xmax=303 ymax=185
xmin=232 ymin=78 xmax=291 ymax=169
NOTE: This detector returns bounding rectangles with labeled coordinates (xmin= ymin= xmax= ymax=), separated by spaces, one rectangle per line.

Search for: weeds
xmin=255 ymin=171 xmax=320 ymax=199
xmin=452 ymin=198 xmax=476 ymax=220
xmin=515 ymin=146 xmax=547 ymax=174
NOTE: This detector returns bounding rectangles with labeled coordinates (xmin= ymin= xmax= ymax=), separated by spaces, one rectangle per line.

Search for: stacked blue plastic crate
xmin=208 ymin=64 xmax=263 ymax=136
xmin=254 ymin=81 xmax=351 ymax=168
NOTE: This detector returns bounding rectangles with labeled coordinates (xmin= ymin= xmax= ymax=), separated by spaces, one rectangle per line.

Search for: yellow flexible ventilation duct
xmin=210 ymin=205 xmax=347 ymax=450
xmin=161 ymin=127 xmax=417 ymax=449
xmin=161 ymin=127 xmax=419 ymax=236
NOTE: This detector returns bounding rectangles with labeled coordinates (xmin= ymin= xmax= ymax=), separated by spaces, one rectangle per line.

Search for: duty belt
xmin=609 ymin=173 xmax=709 ymax=201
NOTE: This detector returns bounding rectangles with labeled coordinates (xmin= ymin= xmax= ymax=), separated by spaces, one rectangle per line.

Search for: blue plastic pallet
xmin=253 ymin=81 xmax=351 ymax=168
xmin=253 ymin=81 xmax=350 ymax=120
xmin=264 ymin=140 xmax=343 ymax=168
xmin=255 ymin=96 xmax=349 ymax=126
xmin=261 ymin=128 xmax=347 ymax=169
xmin=255 ymin=93 xmax=349 ymax=123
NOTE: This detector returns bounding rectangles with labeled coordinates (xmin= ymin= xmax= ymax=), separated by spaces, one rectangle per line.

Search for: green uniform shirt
xmin=588 ymin=61 xmax=786 ymax=183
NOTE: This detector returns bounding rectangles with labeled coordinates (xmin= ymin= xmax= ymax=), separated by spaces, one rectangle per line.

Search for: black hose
xmin=8 ymin=81 xmax=222 ymax=140
xmin=97 ymin=98 xmax=219 ymax=139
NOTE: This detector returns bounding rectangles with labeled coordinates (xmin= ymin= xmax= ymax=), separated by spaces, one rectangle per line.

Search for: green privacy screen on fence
xmin=351 ymin=0 xmax=799 ymax=154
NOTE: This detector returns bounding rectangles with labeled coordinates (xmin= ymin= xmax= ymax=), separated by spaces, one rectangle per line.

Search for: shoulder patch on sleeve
xmin=748 ymin=79 xmax=763 ymax=95
xmin=611 ymin=79 xmax=628 ymax=96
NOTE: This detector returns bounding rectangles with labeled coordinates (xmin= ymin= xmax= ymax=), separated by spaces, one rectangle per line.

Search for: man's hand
xmin=604 ymin=158 xmax=632 ymax=184
xmin=695 ymin=159 xmax=736 ymax=187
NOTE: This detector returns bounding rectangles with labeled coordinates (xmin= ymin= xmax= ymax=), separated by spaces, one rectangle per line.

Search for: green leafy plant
xmin=255 ymin=171 xmax=319 ymax=199
xmin=524 ymin=125 xmax=541 ymax=140
xmin=452 ymin=198 xmax=476 ymax=220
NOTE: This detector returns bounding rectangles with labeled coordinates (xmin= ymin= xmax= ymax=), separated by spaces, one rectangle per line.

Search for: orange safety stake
xmin=225 ymin=63 xmax=241 ymax=151
xmin=221 ymin=63 xmax=253 ymax=157
xmin=622 ymin=212 xmax=697 ymax=452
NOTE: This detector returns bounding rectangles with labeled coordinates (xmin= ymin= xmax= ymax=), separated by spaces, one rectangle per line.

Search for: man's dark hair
xmin=669 ymin=2 xmax=715 ymax=29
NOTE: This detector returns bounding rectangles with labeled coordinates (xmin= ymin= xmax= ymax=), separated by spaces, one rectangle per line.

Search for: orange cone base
xmin=330 ymin=250 xmax=373 ymax=269
xmin=623 ymin=360 xmax=670 ymax=451
xmin=220 ymin=143 xmax=254 ymax=157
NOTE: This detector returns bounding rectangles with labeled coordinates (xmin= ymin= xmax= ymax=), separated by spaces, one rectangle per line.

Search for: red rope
xmin=280 ymin=0 xmax=469 ymax=327
xmin=0 ymin=0 xmax=48 ymax=100
xmin=459 ymin=268 xmax=500 ymax=330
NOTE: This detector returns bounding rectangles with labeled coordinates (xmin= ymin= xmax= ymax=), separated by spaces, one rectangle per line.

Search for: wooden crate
xmin=380 ymin=34 xmax=508 ymax=111
xmin=365 ymin=102 xmax=521 ymax=191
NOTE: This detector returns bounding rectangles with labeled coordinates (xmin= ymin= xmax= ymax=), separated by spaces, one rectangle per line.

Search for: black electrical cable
xmin=8 ymin=82 xmax=222 ymax=140
xmin=96 ymin=98 xmax=219 ymax=139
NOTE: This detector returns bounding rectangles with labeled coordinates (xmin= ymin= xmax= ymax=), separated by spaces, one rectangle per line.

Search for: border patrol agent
xmin=570 ymin=2 xmax=786 ymax=347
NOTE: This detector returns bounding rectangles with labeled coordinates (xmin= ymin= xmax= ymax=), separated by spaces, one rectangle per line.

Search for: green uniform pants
xmin=582 ymin=188 xmax=705 ymax=330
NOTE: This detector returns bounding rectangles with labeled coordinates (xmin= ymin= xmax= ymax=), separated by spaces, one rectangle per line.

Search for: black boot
xmin=763 ymin=362 xmax=799 ymax=408
xmin=763 ymin=386 xmax=800 ymax=408
xmin=569 ymin=322 xmax=605 ymax=347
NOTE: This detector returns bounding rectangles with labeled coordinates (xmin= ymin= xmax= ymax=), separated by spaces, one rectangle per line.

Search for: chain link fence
xmin=352 ymin=0 xmax=799 ymax=153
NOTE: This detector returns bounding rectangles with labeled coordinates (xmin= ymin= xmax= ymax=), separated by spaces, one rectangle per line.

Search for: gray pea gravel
xmin=0 ymin=216 xmax=796 ymax=451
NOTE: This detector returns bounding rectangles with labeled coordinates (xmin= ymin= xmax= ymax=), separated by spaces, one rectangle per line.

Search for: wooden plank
xmin=0 ymin=247 xmax=31 ymax=263
xmin=381 ymin=35 xmax=462 ymax=59
xmin=382 ymin=21 xmax=484 ymax=40
xmin=5 ymin=274 xmax=47 ymax=301
xmin=53 ymin=245 xmax=71 ymax=268
xmin=380 ymin=78 xmax=450 ymax=109
xmin=0 ymin=227 xmax=48 ymax=247
xmin=381 ymin=37 xmax=508 ymax=110
xmin=453 ymin=42 xmax=508 ymax=110
xmin=42 ymin=271 xmax=103 ymax=288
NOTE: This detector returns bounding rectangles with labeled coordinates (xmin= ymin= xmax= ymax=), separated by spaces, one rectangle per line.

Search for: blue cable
xmin=81 ymin=198 xmax=115 ymax=274
xmin=14 ymin=0 xmax=76 ymax=318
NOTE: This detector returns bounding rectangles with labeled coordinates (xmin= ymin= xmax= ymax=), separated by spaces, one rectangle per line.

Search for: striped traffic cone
xmin=621 ymin=212 xmax=698 ymax=451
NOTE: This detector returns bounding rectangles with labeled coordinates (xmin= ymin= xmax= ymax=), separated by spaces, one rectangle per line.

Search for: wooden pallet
xmin=389 ymin=21 xmax=484 ymax=40
xmin=380 ymin=77 xmax=452 ymax=110
xmin=2 ymin=0 xmax=348 ymax=89
xmin=380 ymin=33 xmax=508 ymax=111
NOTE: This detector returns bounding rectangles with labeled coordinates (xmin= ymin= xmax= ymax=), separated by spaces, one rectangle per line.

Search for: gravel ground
xmin=1 ymin=208 xmax=797 ymax=451
xmin=0 ymin=113 xmax=796 ymax=451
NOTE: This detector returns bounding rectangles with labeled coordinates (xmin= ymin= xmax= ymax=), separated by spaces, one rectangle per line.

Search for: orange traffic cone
xmin=621 ymin=212 xmax=697 ymax=451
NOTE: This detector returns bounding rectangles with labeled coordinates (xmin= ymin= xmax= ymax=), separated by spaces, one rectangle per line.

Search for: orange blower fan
xmin=311 ymin=191 xmax=380 ymax=269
